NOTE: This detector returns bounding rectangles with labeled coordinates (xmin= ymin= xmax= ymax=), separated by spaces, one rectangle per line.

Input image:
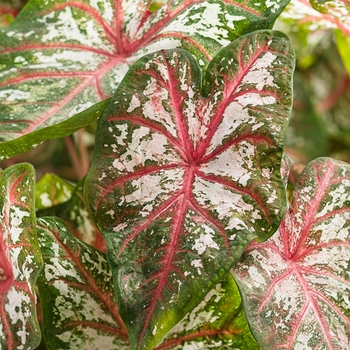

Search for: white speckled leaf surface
xmin=0 ymin=0 xmax=290 ymax=159
xmin=232 ymin=157 xmax=350 ymax=349
xmin=85 ymin=30 xmax=294 ymax=350
xmin=0 ymin=163 xmax=43 ymax=349
xmin=36 ymin=216 xmax=129 ymax=350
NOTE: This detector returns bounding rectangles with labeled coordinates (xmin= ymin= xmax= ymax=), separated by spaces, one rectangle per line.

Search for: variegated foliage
xmin=36 ymin=216 xmax=259 ymax=349
xmin=0 ymin=163 xmax=43 ymax=349
xmin=36 ymin=217 xmax=129 ymax=349
xmin=85 ymin=30 xmax=295 ymax=350
xmin=0 ymin=0 xmax=290 ymax=159
xmin=232 ymin=157 xmax=350 ymax=349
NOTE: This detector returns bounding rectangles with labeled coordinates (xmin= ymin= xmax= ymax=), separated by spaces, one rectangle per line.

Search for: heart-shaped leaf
xmin=0 ymin=163 xmax=43 ymax=349
xmin=232 ymin=157 xmax=350 ymax=349
xmin=85 ymin=30 xmax=295 ymax=350
xmin=0 ymin=0 xmax=290 ymax=159
xmin=36 ymin=216 xmax=129 ymax=349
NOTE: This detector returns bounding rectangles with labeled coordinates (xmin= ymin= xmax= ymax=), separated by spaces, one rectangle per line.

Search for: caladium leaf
xmin=35 ymin=173 xmax=74 ymax=211
xmin=0 ymin=163 xmax=43 ymax=349
xmin=36 ymin=216 xmax=129 ymax=349
xmin=0 ymin=0 xmax=291 ymax=159
xmin=232 ymin=157 xmax=350 ymax=349
xmin=158 ymin=273 xmax=259 ymax=350
xmin=85 ymin=30 xmax=295 ymax=350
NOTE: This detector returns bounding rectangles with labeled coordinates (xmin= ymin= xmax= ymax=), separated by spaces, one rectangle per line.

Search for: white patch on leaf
xmin=142 ymin=78 xmax=177 ymax=137
xmin=88 ymin=0 xmax=114 ymax=23
xmin=206 ymin=101 xmax=254 ymax=154
xmin=0 ymin=89 xmax=30 ymax=102
xmin=201 ymin=141 xmax=255 ymax=186
xmin=4 ymin=287 xmax=31 ymax=347
xmin=37 ymin=7 xmax=113 ymax=52
xmin=225 ymin=14 xmax=245 ymax=28
xmin=45 ymin=258 xmax=84 ymax=283
xmin=127 ymin=95 xmax=141 ymax=113
xmin=139 ymin=38 xmax=182 ymax=58
xmin=192 ymin=232 xmax=219 ymax=255
xmin=10 ymin=206 xmax=30 ymax=243
xmin=161 ymin=3 xmax=231 ymax=47
xmin=191 ymin=259 xmax=203 ymax=275
xmin=112 ymin=127 xmax=180 ymax=172
xmin=113 ymin=124 xmax=129 ymax=146
xmin=56 ymin=325 xmax=126 ymax=349
xmin=119 ymin=169 xmax=184 ymax=214
xmin=68 ymin=102 xmax=94 ymax=117
xmin=241 ymin=52 xmax=278 ymax=91
xmin=193 ymin=177 xmax=260 ymax=231
xmin=316 ymin=180 xmax=350 ymax=218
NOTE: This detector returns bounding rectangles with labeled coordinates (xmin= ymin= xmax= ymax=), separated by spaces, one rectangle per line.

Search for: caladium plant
xmin=0 ymin=0 xmax=350 ymax=349
xmin=232 ymin=157 xmax=350 ymax=349
xmin=0 ymin=0 xmax=289 ymax=159
xmin=36 ymin=215 xmax=259 ymax=349
xmin=84 ymin=29 xmax=295 ymax=349
xmin=0 ymin=163 xmax=42 ymax=349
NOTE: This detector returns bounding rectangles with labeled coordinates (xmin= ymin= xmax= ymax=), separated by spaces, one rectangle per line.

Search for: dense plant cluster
xmin=0 ymin=0 xmax=349 ymax=349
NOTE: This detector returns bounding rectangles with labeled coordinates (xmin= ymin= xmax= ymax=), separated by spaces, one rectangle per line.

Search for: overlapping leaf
xmin=232 ymin=157 xmax=350 ymax=349
xmin=0 ymin=163 xmax=43 ymax=349
xmin=36 ymin=216 xmax=259 ymax=349
xmin=85 ymin=30 xmax=294 ymax=349
xmin=158 ymin=274 xmax=259 ymax=350
xmin=36 ymin=216 xmax=128 ymax=349
xmin=0 ymin=0 xmax=291 ymax=159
